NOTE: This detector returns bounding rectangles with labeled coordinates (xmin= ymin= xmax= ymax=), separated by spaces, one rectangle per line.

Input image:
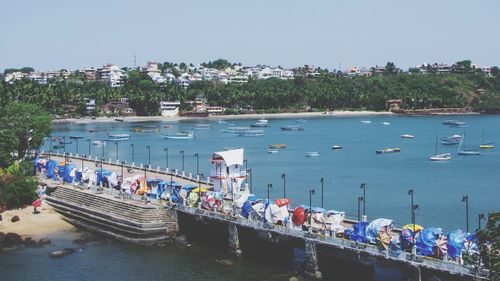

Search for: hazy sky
xmin=2 ymin=0 xmax=499 ymax=71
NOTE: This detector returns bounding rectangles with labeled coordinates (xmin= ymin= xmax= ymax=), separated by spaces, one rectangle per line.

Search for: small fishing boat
xmin=331 ymin=145 xmax=343 ymax=150
xmin=107 ymin=132 xmax=131 ymax=141
xmin=280 ymin=125 xmax=304 ymax=131
xmin=305 ymin=152 xmax=320 ymax=157
xmin=133 ymin=127 xmax=159 ymax=132
xmin=382 ymin=122 xmax=391 ymax=126
xmin=69 ymin=135 xmax=83 ymax=139
xmin=361 ymin=120 xmax=371 ymax=124
xmin=401 ymin=134 xmax=415 ymax=139
xmin=296 ymin=119 xmax=307 ymax=123
xmin=163 ymin=125 xmax=171 ymax=128
xmin=52 ymin=145 xmax=65 ymax=149
xmin=217 ymin=120 xmax=227 ymax=124
xmin=164 ymin=131 xmax=195 ymax=140
xmin=376 ymin=148 xmax=401 ymax=154
xmin=449 ymin=122 xmax=468 ymax=128
xmin=430 ymin=135 xmax=451 ymax=161
xmin=269 ymin=144 xmax=287 ymax=149
xmin=258 ymin=119 xmax=268 ymax=123
xmin=115 ymin=118 xmax=124 ymax=122
xmin=251 ymin=122 xmax=270 ymax=128
xmin=268 ymin=149 xmax=279 ymax=154
xmin=440 ymin=134 xmax=462 ymax=145
xmin=221 ymin=127 xmax=250 ymax=133
xmin=457 ymin=132 xmax=480 ymax=155
xmin=480 ymin=129 xmax=495 ymax=149
xmin=88 ymin=129 xmax=100 ymax=133
xmin=236 ymin=130 xmax=264 ymax=137
xmin=92 ymin=140 xmax=106 ymax=146
xmin=59 ymin=140 xmax=72 ymax=145
xmin=442 ymin=120 xmax=459 ymax=125
xmin=194 ymin=124 xmax=211 ymax=130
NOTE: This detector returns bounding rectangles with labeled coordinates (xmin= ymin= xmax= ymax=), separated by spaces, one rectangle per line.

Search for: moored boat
xmin=442 ymin=120 xmax=459 ymax=125
xmin=280 ymin=125 xmax=304 ymax=131
xmin=107 ymin=132 xmax=131 ymax=141
xmin=361 ymin=120 xmax=371 ymax=124
xmin=268 ymin=144 xmax=287 ymax=149
xmin=401 ymin=134 xmax=415 ymax=139
xmin=236 ymin=129 xmax=264 ymax=137
xmin=480 ymin=129 xmax=495 ymax=149
xmin=382 ymin=122 xmax=391 ymax=126
xmin=305 ymin=152 xmax=320 ymax=157
xmin=115 ymin=118 xmax=124 ymax=122
xmin=440 ymin=134 xmax=462 ymax=145
xmin=92 ymin=140 xmax=106 ymax=146
xmin=195 ymin=124 xmax=211 ymax=130
xmin=250 ymin=122 xmax=270 ymax=128
xmin=69 ymin=135 xmax=83 ymax=139
xmin=430 ymin=153 xmax=452 ymax=161
xmin=88 ymin=129 xmax=100 ymax=133
xmin=267 ymin=149 xmax=279 ymax=154
xmin=457 ymin=132 xmax=480 ymax=156
xmin=163 ymin=131 xmax=195 ymax=139
xmin=376 ymin=148 xmax=401 ymax=154
xmin=331 ymin=145 xmax=343 ymax=150
xmin=221 ymin=127 xmax=250 ymax=133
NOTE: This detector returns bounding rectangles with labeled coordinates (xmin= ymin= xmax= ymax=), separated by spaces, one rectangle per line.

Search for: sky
xmin=1 ymin=0 xmax=500 ymax=71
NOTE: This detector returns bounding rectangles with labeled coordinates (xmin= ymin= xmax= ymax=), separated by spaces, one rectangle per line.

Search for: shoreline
xmin=58 ymin=110 xmax=396 ymax=124
xmin=0 ymin=202 xmax=78 ymax=241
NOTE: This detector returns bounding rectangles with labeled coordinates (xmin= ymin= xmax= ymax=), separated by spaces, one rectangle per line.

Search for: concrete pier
xmin=304 ymin=239 xmax=322 ymax=279
xmin=228 ymin=222 xmax=242 ymax=257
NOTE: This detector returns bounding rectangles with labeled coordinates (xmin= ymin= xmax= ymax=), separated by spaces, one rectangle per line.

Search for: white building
xmin=159 ymin=101 xmax=181 ymax=117
xmin=96 ymin=64 xmax=126 ymax=87
xmin=4 ymin=72 xmax=27 ymax=83
xmin=210 ymin=148 xmax=249 ymax=197
xmin=86 ymin=99 xmax=96 ymax=113
xmin=28 ymin=72 xmax=47 ymax=84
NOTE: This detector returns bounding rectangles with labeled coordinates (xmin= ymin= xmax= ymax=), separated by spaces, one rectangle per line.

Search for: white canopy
xmin=213 ymin=148 xmax=244 ymax=167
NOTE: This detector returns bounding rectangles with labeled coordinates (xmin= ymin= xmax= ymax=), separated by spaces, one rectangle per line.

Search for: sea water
xmin=6 ymin=114 xmax=496 ymax=281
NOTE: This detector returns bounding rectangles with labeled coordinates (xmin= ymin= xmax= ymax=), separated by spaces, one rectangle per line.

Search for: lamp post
xmin=320 ymin=177 xmax=324 ymax=208
xmin=281 ymin=173 xmax=286 ymax=198
xmin=194 ymin=153 xmax=200 ymax=175
xmin=357 ymin=196 xmax=364 ymax=221
xmin=81 ymin=154 xmax=85 ymax=170
xmin=180 ymin=150 xmax=185 ymax=172
xmin=121 ymin=161 xmax=125 ymax=178
xmin=49 ymin=135 xmax=52 ymax=160
xmin=130 ymin=143 xmax=135 ymax=163
xmin=146 ymin=145 xmax=151 ymax=179
xmin=267 ymin=183 xmax=273 ymax=204
xmin=244 ymin=159 xmax=248 ymax=172
xmin=75 ymin=138 xmax=79 ymax=154
xmin=408 ymin=189 xmax=414 ymax=233
xmin=360 ymin=182 xmax=366 ymax=216
xmin=462 ymin=195 xmax=469 ymax=233
xmin=248 ymin=168 xmax=252 ymax=193
xmin=309 ymin=188 xmax=316 ymax=225
xmin=164 ymin=147 xmax=169 ymax=169
xmin=63 ymin=136 xmax=66 ymax=154
xmin=87 ymin=139 xmax=91 ymax=156
xmin=114 ymin=141 xmax=119 ymax=161
xmin=412 ymin=204 xmax=419 ymax=238
xmin=478 ymin=213 xmax=485 ymax=230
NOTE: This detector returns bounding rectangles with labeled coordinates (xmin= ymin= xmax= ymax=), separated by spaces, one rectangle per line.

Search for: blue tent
xmin=241 ymin=201 xmax=253 ymax=218
xmin=63 ymin=164 xmax=77 ymax=183
xmin=56 ymin=164 xmax=65 ymax=177
xmin=171 ymin=185 xmax=182 ymax=203
xmin=158 ymin=181 xmax=167 ymax=196
xmin=45 ymin=160 xmax=58 ymax=179
xmin=96 ymin=169 xmax=112 ymax=185
xmin=299 ymin=205 xmax=327 ymax=213
xmin=348 ymin=222 xmax=369 ymax=243
xmin=447 ymin=230 xmax=466 ymax=258
xmin=416 ymin=227 xmax=442 ymax=256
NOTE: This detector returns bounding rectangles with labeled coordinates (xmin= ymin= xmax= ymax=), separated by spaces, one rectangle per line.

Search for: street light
xmin=281 ymin=173 xmax=286 ymax=198
xmin=63 ymin=136 xmax=66 ymax=154
xmin=462 ymin=195 xmax=469 ymax=233
xmin=130 ymin=143 xmax=135 ymax=163
xmin=309 ymin=188 xmax=316 ymax=225
xmin=478 ymin=213 xmax=485 ymax=230
xmin=87 ymin=139 xmax=91 ymax=156
xmin=412 ymin=204 xmax=419 ymax=238
xmin=81 ymin=154 xmax=85 ymax=170
xmin=164 ymin=147 xmax=169 ymax=169
xmin=75 ymin=138 xmax=79 ymax=154
xmin=320 ymin=177 xmax=324 ymax=208
xmin=247 ymin=168 xmax=252 ymax=193
xmin=114 ymin=141 xmax=119 ymax=161
xmin=145 ymin=145 xmax=151 ymax=179
xmin=194 ymin=153 xmax=200 ymax=175
xmin=357 ymin=196 xmax=364 ymax=221
xmin=49 ymin=135 xmax=52 ymax=160
xmin=121 ymin=161 xmax=125 ymax=178
xmin=267 ymin=183 xmax=273 ymax=204
xmin=408 ymin=189 xmax=414 ymax=234
xmin=180 ymin=150 xmax=185 ymax=171
xmin=360 ymin=182 xmax=366 ymax=216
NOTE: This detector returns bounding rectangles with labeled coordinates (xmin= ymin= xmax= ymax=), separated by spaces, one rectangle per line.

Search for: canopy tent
xmin=447 ymin=229 xmax=466 ymax=259
xmin=366 ymin=218 xmax=394 ymax=242
xmin=292 ymin=206 xmax=306 ymax=226
xmin=403 ymin=224 xmax=424 ymax=233
xmin=416 ymin=227 xmax=443 ymax=256
xmin=264 ymin=203 xmax=288 ymax=224
xmin=348 ymin=222 xmax=369 ymax=243
xmin=212 ymin=148 xmax=244 ymax=166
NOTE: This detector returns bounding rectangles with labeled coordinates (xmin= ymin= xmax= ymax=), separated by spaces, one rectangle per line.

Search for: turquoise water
xmin=4 ymin=115 xmax=498 ymax=281
xmin=44 ymin=115 xmax=500 ymax=230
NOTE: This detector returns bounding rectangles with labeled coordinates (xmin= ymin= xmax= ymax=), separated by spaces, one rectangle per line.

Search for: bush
xmin=0 ymin=175 xmax=37 ymax=209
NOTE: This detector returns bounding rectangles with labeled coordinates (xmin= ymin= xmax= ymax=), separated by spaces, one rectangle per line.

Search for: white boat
xmin=382 ymin=122 xmax=391 ymax=126
xmin=164 ymin=131 xmax=195 ymax=139
xmin=430 ymin=135 xmax=451 ymax=161
xmin=236 ymin=129 xmax=264 ymax=137
xmin=331 ymin=145 xmax=343 ymax=150
xmin=430 ymin=153 xmax=452 ymax=161
xmin=257 ymin=119 xmax=268 ymax=124
xmin=305 ymin=152 xmax=320 ymax=157
xmin=251 ymin=122 xmax=270 ymax=127
xmin=280 ymin=125 xmax=304 ymax=131
xmin=296 ymin=119 xmax=307 ymax=123
xmin=440 ymin=134 xmax=462 ymax=145
xmin=221 ymin=127 xmax=250 ymax=133
xmin=457 ymin=132 xmax=480 ymax=155
xmin=92 ymin=140 xmax=106 ymax=146
xmin=401 ymin=134 xmax=415 ymax=139
xmin=267 ymin=149 xmax=279 ymax=154
xmin=376 ymin=148 xmax=401 ymax=154
xmin=217 ymin=120 xmax=226 ymax=124
xmin=107 ymin=132 xmax=130 ymax=141
xmin=194 ymin=124 xmax=211 ymax=130
xmin=361 ymin=120 xmax=371 ymax=124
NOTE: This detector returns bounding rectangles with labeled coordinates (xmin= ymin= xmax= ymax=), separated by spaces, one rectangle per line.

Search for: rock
xmin=24 ymin=237 xmax=40 ymax=247
xmin=216 ymin=259 xmax=234 ymax=266
xmin=2 ymin=233 xmax=23 ymax=246
xmin=11 ymin=215 xmax=20 ymax=223
xmin=49 ymin=248 xmax=76 ymax=258
xmin=73 ymin=238 xmax=90 ymax=245
xmin=174 ymin=235 xmax=190 ymax=246
xmin=39 ymin=238 xmax=51 ymax=245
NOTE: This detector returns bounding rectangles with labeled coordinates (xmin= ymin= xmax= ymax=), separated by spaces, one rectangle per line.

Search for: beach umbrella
xmin=292 ymin=206 xmax=306 ymax=226
xmin=377 ymin=231 xmax=391 ymax=250
xmin=32 ymin=199 xmax=42 ymax=208
xmin=275 ymin=198 xmax=290 ymax=207
xmin=403 ymin=224 xmax=423 ymax=233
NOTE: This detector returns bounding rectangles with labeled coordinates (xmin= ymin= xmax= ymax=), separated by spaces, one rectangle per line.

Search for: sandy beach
xmin=0 ymin=201 xmax=77 ymax=240
xmin=59 ymin=110 xmax=394 ymax=124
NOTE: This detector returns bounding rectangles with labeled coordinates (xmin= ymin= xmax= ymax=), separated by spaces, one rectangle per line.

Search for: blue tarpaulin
xmin=63 ymin=164 xmax=77 ymax=183
xmin=416 ymin=227 xmax=442 ymax=256
xmin=45 ymin=160 xmax=58 ymax=178
xmin=241 ymin=201 xmax=252 ymax=218
xmin=447 ymin=230 xmax=466 ymax=258
xmin=349 ymin=222 xmax=369 ymax=243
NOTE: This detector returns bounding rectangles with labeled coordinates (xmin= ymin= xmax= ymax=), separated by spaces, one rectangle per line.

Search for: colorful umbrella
xmin=32 ymin=199 xmax=42 ymax=208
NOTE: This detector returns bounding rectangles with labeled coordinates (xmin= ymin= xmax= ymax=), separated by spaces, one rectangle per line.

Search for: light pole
xmin=462 ymin=195 xmax=469 ymax=233
xmin=146 ymin=145 xmax=151 ymax=179
xmin=164 ymin=147 xmax=169 ymax=169
xmin=81 ymin=154 xmax=85 ymax=170
xmin=130 ymin=143 xmax=135 ymax=163
xmin=121 ymin=161 xmax=125 ymax=178
xmin=114 ymin=141 xmax=119 ymax=161
xmin=248 ymin=168 xmax=252 ymax=193
xmin=194 ymin=153 xmax=200 ymax=175
xmin=478 ymin=213 xmax=485 ymax=230
xmin=75 ymin=138 xmax=79 ymax=154
xmin=357 ymin=196 xmax=364 ymax=221
xmin=320 ymin=177 xmax=324 ymax=208
xmin=100 ymin=157 xmax=104 ymax=187
xmin=49 ymin=135 xmax=52 ymax=160
xmin=180 ymin=150 xmax=185 ymax=172
xmin=281 ymin=173 xmax=286 ymax=198
xmin=267 ymin=183 xmax=273 ymax=204
xmin=408 ymin=189 xmax=414 ymax=234
xmin=87 ymin=139 xmax=91 ymax=156
xmin=309 ymin=188 xmax=316 ymax=225
xmin=360 ymin=182 xmax=366 ymax=216
xmin=63 ymin=136 xmax=66 ymax=154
